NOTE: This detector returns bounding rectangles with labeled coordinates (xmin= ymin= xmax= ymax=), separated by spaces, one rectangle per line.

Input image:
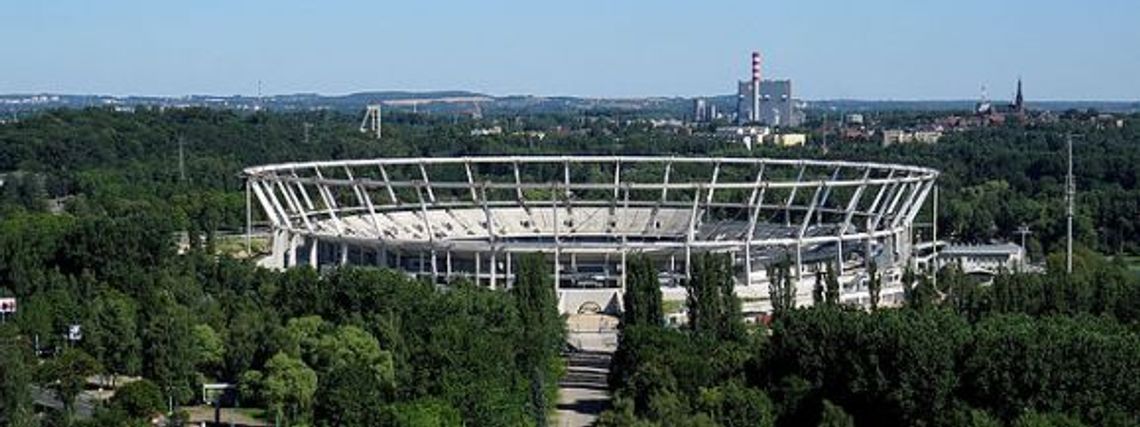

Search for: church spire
xmin=1014 ymin=77 xmax=1024 ymax=113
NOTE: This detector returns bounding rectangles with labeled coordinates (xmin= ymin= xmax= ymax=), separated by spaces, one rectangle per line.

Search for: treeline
xmin=823 ymin=121 xmax=1140 ymax=254
xmin=0 ymin=209 xmax=563 ymax=426
xmin=602 ymin=253 xmax=1140 ymax=427
xmin=2 ymin=108 xmax=1138 ymax=255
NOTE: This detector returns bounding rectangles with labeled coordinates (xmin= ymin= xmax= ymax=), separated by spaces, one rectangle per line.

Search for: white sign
xmin=0 ymin=297 xmax=15 ymax=314
xmin=67 ymin=324 xmax=82 ymax=341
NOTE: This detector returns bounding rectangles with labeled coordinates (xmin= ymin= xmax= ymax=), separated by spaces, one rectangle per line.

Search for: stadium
xmin=244 ymin=156 xmax=938 ymax=315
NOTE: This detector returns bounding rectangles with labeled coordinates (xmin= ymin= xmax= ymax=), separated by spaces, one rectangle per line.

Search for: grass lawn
xmin=662 ymin=299 xmax=685 ymax=314
xmin=214 ymin=234 xmax=269 ymax=259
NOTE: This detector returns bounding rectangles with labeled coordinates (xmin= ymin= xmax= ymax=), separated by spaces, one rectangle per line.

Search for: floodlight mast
xmin=360 ymin=105 xmax=382 ymax=139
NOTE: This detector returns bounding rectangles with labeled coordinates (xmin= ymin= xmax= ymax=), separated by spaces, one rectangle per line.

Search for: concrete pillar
xmin=431 ymin=248 xmax=438 ymax=281
xmin=308 ymin=238 xmax=318 ymax=267
xmin=505 ymin=252 xmax=512 ymax=288
xmin=620 ymin=249 xmax=628 ymax=292
xmin=490 ymin=251 xmax=497 ymax=289
xmin=475 ymin=252 xmax=482 ymax=287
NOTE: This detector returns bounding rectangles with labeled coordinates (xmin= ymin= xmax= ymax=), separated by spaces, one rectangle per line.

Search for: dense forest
xmin=0 ymin=207 xmax=563 ymax=426
xmin=0 ymin=107 xmax=1138 ymax=426
xmin=602 ymin=252 xmax=1140 ymax=427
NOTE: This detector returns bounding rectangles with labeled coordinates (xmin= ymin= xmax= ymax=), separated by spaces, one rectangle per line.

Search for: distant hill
xmin=1 ymin=91 xmax=1136 ymax=117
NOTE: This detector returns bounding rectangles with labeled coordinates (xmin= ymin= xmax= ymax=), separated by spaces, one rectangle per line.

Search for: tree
xmin=623 ymin=254 xmax=663 ymax=328
xmin=83 ymin=289 xmax=142 ymax=384
xmin=224 ymin=298 xmax=270 ymax=380
xmin=512 ymin=254 xmax=562 ymax=427
xmin=1 ymin=326 xmax=35 ymax=426
xmin=189 ymin=324 xmax=224 ymax=379
xmin=314 ymin=361 xmax=387 ymax=427
xmin=110 ymin=379 xmax=164 ymax=420
xmin=263 ymin=352 xmax=318 ymax=426
xmin=766 ymin=261 xmax=795 ymax=317
xmin=905 ymin=274 xmax=938 ymax=311
xmin=282 ymin=315 xmax=326 ymax=361
xmin=315 ymin=325 xmax=395 ymax=392
xmin=1012 ymin=412 xmax=1089 ymax=427
xmin=812 ymin=270 xmax=824 ymax=306
xmin=824 ymin=262 xmax=840 ymax=306
xmin=141 ymin=292 xmax=195 ymax=407
xmin=867 ymin=260 xmax=881 ymax=311
xmin=382 ymin=398 xmax=463 ymax=427
xmin=696 ymin=382 xmax=775 ymax=427
xmin=688 ymin=253 xmax=744 ymax=340
xmin=817 ymin=400 xmax=854 ymax=427
xmin=36 ymin=348 xmax=102 ymax=423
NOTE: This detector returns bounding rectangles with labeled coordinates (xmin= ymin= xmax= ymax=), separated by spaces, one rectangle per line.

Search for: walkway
xmin=555 ymin=314 xmax=618 ymax=427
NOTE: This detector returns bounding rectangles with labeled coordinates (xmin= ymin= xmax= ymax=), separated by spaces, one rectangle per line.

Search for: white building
xmin=935 ymin=243 xmax=1027 ymax=275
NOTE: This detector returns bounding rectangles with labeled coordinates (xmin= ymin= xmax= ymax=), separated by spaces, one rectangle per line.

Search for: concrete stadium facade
xmin=244 ymin=156 xmax=938 ymax=315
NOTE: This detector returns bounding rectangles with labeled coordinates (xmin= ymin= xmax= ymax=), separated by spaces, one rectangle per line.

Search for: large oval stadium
xmin=244 ymin=156 xmax=938 ymax=315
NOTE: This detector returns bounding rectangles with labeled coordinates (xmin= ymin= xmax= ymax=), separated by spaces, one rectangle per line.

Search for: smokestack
xmin=751 ymin=51 xmax=761 ymax=83
xmin=751 ymin=52 xmax=761 ymax=122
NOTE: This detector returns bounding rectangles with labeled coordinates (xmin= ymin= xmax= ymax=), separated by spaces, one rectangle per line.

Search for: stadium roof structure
xmin=244 ymin=156 xmax=938 ymax=298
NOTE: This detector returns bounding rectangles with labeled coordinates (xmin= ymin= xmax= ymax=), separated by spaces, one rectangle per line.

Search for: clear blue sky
xmin=3 ymin=0 xmax=1138 ymax=100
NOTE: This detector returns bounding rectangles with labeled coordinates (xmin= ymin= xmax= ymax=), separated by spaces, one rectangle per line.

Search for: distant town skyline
xmin=3 ymin=0 xmax=1138 ymax=101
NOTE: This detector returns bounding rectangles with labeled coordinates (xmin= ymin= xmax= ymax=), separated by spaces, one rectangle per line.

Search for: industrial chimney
xmin=751 ymin=52 xmax=761 ymax=122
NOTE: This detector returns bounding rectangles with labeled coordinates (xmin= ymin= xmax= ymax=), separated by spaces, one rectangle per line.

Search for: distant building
xmin=882 ymin=129 xmax=942 ymax=146
xmin=846 ymin=114 xmax=864 ymax=125
xmin=648 ymin=118 xmax=685 ymax=128
xmin=1010 ymin=78 xmax=1025 ymax=114
xmin=770 ymin=133 xmax=807 ymax=147
xmin=737 ymin=80 xmax=803 ymax=127
xmin=716 ymin=125 xmax=770 ymax=149
xmin=469 ymin=126 xmax=503 ymax=136
xmin=937 ymin=243 xmax=1026 ymax=274
xmin=715 ymin=127 xmax=805 ymax=149
xmin=692 ymin=98 xmax=707 ymax=122
xmin=691 ymin=98 xmax=718 ymax=123
xmin=734 ymin=52 xmax=803 ymax=127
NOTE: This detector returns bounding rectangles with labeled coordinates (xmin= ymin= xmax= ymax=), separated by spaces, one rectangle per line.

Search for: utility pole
xmin=1016 ymin=223 xmax=1031 ymax=271
xmin=1066 ymin=133 xmax=1074 ymax=274
xmin=932 ymin=185 xmax=938 ymax=289
xmin=178 ymin=136 xmax=186 ymax=183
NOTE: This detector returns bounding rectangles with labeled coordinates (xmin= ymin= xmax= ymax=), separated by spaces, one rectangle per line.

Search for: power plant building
xmin=692 ymin=98 xmax=718 ymax=122
xmin=736 ymin=52 xmax=804 ymax=127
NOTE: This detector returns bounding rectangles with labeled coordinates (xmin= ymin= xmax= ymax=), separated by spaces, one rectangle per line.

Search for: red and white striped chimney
xmin=751 ymin=51 xmax=761 ymax=84
xmin=750 ymin=51 xmax=761 ymax=122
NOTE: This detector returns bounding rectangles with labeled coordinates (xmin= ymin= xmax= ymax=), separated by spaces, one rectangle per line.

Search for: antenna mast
xmin=1066 ymin=133 xmax=1074 ymax=274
